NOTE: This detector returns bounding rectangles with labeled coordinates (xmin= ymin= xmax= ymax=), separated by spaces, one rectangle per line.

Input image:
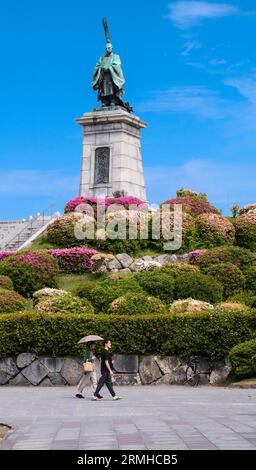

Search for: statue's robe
xmin=92 ymin=53 xmax=125 ymax=100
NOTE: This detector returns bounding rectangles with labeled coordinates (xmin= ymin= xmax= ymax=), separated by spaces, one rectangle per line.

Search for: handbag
xmin=83 ymin=361 xmax=93 ymax=373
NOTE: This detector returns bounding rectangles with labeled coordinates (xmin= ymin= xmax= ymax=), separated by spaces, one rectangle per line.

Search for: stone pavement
xmin=1 ymin=385 xmax=256 ymax=450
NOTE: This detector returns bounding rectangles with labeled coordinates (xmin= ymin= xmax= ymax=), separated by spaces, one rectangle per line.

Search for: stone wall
xmin=0 ymin=353 xmax=231 ymax=386
xmin=91 ymin=253 xmax=190 ymax=273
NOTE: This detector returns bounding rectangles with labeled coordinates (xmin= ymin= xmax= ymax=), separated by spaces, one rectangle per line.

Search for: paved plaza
xmin=1 ymin=385 xmax=256 ymax=450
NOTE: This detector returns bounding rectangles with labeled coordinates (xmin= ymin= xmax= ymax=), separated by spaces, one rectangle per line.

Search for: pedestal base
xmin=76 ymin=107 xmax=147 ymax=200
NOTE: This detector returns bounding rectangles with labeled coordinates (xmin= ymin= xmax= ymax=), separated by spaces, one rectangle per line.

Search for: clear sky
xmin=0 ymin=0 xmax=255 ymax=219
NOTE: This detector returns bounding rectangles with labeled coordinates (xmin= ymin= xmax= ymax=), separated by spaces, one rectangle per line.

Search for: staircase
xmin=0 ymin=205 xmax=60 ymax=252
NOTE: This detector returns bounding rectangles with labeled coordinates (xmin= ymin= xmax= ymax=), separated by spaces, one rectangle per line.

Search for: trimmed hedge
xmin=0 ymin=309 xmax=255 ymax=359
xmin=229 ymin=338 xmax=256 ymax=378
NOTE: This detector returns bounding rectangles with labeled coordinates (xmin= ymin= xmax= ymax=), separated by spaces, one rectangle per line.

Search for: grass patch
xmin=57 ymin=273 xmax=105 ymax=294
xmin=29 ymin=234 xmax=59 ymax=250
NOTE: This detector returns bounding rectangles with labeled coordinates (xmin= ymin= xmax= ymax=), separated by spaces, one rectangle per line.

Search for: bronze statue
xmin=92 ymin=18 xmax=132 ymax=113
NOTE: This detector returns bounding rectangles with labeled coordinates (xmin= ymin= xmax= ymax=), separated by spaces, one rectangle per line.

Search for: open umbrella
xmin=78 ymin=335 xmax=104 ymax=345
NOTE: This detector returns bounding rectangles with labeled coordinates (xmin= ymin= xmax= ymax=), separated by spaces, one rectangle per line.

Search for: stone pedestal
xmin=76 ymin=107 xmax=147 ymax=200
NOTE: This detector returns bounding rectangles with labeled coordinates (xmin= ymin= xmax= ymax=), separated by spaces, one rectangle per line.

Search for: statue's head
xmin=105 ymin=42 xmax=113 ymax=55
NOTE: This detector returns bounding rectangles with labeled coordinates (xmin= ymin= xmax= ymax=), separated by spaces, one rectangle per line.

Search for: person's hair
xmin=103 ymin=338 xmax=111 ymax=346
xmin=87 ymin=341 xmax=95 ymax=348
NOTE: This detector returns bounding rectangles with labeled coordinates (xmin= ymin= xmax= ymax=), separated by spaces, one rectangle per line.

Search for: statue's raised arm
xmin=92 ymin=18 xmax=132 ymax=113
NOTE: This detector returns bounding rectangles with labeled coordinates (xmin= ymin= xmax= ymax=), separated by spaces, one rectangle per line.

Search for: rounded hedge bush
xmin=35 ymin=294 xmax=94 ymax=315
xmin=229 ymin=338 xmax=256 ymax=378
xmin=196 ymin=213 xmax=235 ymax=247
xmin=76 ymin=278 xmax=143 ymax=313
xmin=170 ymin=298 xmax=214 ymax=314
xmin=160 ymin=262 xmax=200 ymax=276
xmin=235 ymin=214 xmax=256 ymax=251
xmin=33 ymin=288 xmax=68 ymax=304
xmin=108 ymin=292 xmax=167 ymax=315
xmin=192 ymin=246 xmax=256 ymax=273
xmin=204 ymin=263 xmax=245 ymax=299
xmin=228 ymin=291 xmax=256 ymax=308
xmin=47 ymin=213 xmax=95 ymax=248
xmin=0 ymin=275 xmax=13 ymax=291
xmin=0 ymin=250 xmax=59 ymax=298
xmin=162 ymin=195 xmax=219 ymax=216
xmin=175 ymin=272 xmax=223 ymax=304
xmin=0 ymin=290 xmax=28 ymax=313
xmin=134 ymin=271 xmax=175 ymax=302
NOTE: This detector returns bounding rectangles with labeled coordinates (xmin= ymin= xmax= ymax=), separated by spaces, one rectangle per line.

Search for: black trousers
xmin=94 ymin=371 xmax=115 ymax=397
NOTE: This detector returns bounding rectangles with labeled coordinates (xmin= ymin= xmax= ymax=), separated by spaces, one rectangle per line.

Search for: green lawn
xmin=57 ymin=273 xmax=105 ymax=294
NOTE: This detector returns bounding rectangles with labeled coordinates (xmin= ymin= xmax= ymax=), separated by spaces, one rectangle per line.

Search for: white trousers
xmin=76 ymin=370 xmax=98 ymax=395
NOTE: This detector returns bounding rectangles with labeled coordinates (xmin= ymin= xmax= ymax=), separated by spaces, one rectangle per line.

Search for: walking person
xmin=92 ymin=338 xmax=121 ymax=401
xmin=76 ymin=341 xmax=102 ymax=399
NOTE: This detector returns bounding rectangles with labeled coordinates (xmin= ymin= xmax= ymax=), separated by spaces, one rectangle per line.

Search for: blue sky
xmin=0 ymin=0 xmax=255 ymax=219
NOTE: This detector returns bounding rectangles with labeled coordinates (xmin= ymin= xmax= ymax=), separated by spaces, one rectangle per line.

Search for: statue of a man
xmin=92 ymin=18 xmax=132 ymax=112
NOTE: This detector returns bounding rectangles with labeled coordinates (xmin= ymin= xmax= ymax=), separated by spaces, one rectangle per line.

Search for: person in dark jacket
xmin=92 ymin=338 xmax=121 ymax=401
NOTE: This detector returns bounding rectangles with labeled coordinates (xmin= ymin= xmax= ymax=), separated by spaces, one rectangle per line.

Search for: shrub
xmin=192 ymin=246 xmax=256 ymax=273
xmin=108 ymin=293 xmax=167 ymax=315
xmin=48 ymin=247 xmax=97 ymax=273
xmin=35 ymin=294 xmax=94 ymax=315
xmin=0 ymin=250 xmax=59 ymax=297
xmin=159 ymin=262 xmax=200 ymax=276
xmin=0 ymin=309 xmax=255 ymax=359
xmin=76 ymin=277 xmax=143 ymax=312
xmin=170 ymin=298 xmax=214 ymax=314
xmin=0 ymin=290 xmax=28 ymax=313
xmin=229 ymin=339 xmax=256 ymax=378
xmin=204 ymin=263 xmax=245 ymax=299
xmin=64 ymin=196 xmax=147 ymax=214
xmin=47 ymin=213 xmax=95 ymax=248
xmin=134 ymin=271 xmax=175 ymax=302
xmin=244 ymin=265 xmax=256 ymax=293
xmin=217 ymin=302 xmax=249 ymax=311
xmin=33 ymin=288 xmax=68 ymax=304
xmin=162 ymin=195 xmax=219 ymax=216
xmin=239 ymin=204 xmax=256 ymax=216
xmin=235 ymin=214 xmax=256 ymax=250
xmin=196 ymin=214 xmax=235 ymax=247
xmin=151 ymin=210 xmax=197 ymax=253
xmin=228 ymin=291 xmax=256 ymax=308
xmin=175 ymin=272 xmax=223 ymax=304
xmin=0 ymin=275 xmax=13 ymax=291
xmin=0 ymin=252 xmax=14 ymax=262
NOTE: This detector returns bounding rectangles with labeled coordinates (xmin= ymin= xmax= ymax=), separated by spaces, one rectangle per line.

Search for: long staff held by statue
xmin=103 ymin=17 xmax=111 ymax=44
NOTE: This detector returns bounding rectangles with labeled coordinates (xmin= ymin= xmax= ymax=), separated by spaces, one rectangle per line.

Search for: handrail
xmin=5 ymin=203 xmax=56 ymax=249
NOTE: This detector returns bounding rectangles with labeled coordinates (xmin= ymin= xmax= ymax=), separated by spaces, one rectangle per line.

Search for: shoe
xmin=75 ymin=394 xmax=84 ymax=399
xmin=96 ymin=394 xmax=103 ymax=399
xmin=91 ymin=395 xmax=100 ymax=401
xmin=112 ymin=396 xmax=122 ymax=401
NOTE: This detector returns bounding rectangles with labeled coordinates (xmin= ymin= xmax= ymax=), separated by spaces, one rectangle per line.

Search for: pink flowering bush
xmin=0 ymin=252 xmax=14 ymax=262
xmin=0 ymin=250 xmax=59 ymax=297
xmin=188 ymin=250 xmax=206 ymax=263
xmin=235 ymin=213 xmax=256 ymax=251
xmin=49 ymin=247 xmax=97 ymax=274
xmin=196 ymin=213 xmax=235 ymax=247
xmin=193 ymin=246 xmax=256 ymax=273
xmin=162 ymin=196 xmax=219 ymax=216
xmin=64 ymin=196 xmax=147 ymax=214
